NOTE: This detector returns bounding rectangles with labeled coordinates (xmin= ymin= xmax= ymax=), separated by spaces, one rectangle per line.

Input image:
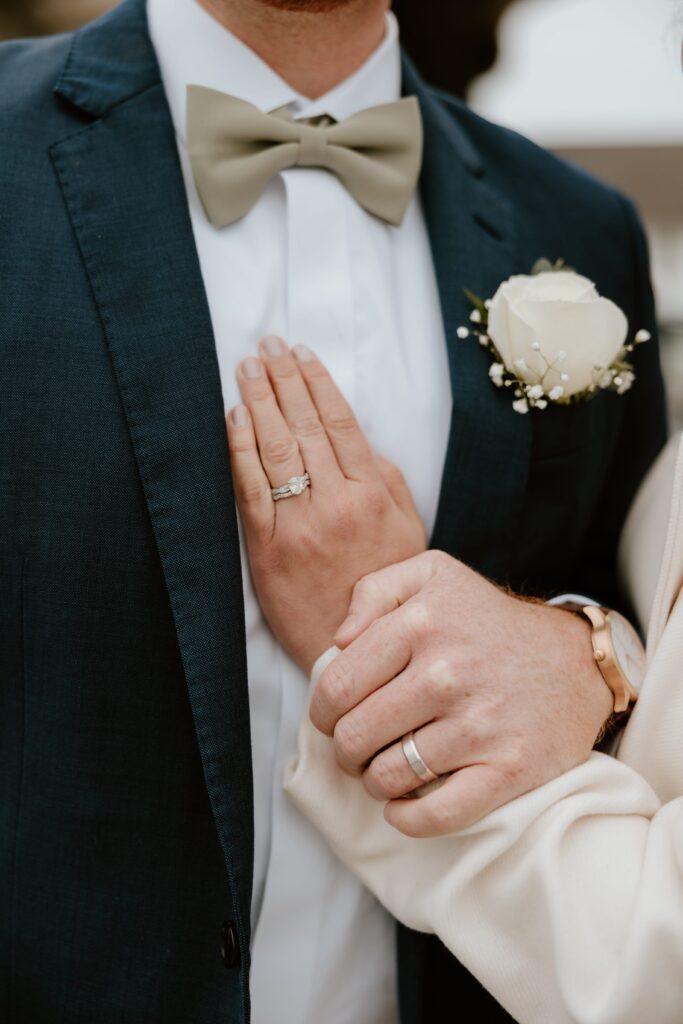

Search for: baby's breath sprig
xmin=456 ymin=293 xmax=561 ymax=413
xmin=585 ymin=329 xmax=651 ymax=397
xmin=457 ymin=284 xmax=651 ymax=415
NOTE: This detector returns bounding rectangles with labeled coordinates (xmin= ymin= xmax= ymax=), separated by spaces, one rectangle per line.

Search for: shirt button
xmin=220 ymin=921 xmax=240 ymax=969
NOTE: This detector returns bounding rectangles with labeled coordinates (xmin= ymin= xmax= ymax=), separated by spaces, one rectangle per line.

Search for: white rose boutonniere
xmin=457 ymin=258 xmax=650 ymax=414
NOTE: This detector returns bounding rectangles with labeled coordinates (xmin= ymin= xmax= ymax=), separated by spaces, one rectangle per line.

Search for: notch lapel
xmin=51 ymin=0 xmax=254 ymax=955
xmin=403 ymin=61 xmax=532 ymax=578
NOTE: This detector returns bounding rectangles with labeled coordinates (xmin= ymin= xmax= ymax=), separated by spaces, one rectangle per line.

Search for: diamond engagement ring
xmin=271 ymin=472 xmax=311 ymax=502
xmin=401 ymin=731 xmax=438 ymax=784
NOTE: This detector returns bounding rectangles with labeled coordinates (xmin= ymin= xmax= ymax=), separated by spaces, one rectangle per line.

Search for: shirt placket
xmin=249 ymin=166 xmax=358 ymax=1024
xmin=282 ymin=167 xmax=356 ymax=406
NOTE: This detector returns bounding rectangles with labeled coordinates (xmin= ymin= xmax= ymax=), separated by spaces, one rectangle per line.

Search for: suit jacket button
xmin=220 ymin=921 xmax=240 ymax=969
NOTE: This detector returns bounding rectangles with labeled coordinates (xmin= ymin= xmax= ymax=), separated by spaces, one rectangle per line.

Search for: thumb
xmin=334 ymin=551 xmax=440 ymax=649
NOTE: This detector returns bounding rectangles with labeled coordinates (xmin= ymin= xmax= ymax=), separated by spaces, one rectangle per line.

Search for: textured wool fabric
xmin=286 ymin=436 xmax=683 ymax=1024
xmin=0 ymin=0 xmax=668 ymax=1021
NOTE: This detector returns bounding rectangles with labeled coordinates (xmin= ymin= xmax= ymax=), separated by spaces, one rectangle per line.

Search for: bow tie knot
xmin=186 ymin=86 xmax=423 ymax=228
xmin=290 ymin=118 xmax=332 ymax=168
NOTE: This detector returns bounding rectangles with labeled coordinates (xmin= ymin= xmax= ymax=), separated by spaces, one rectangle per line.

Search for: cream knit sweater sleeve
xmin=284 ymin=436 xmax=683 ymax=1024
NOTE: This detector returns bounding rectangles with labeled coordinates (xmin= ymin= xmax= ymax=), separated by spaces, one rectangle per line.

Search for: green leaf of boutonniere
xmin=531 ymin=257 xmax=576 ymax=275
xmin=463 ymin=288 xmax=489 ymax=319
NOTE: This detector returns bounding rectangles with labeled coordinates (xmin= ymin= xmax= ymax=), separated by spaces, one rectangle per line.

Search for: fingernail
xmin=242 ymin=357 xmax=262 ymax=379
xmin=293 ymin=344 xmax=314 ymax=362
xmin=231 ymin=404 xmax=248 ymax=427
xmin=262 ymin=334 xmax=286 ymax=358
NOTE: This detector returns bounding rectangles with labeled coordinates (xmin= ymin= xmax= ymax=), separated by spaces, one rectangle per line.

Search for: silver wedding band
xmin=401 ymin=731 xmax=438 ymax=784
xmin=271 ymin=472 xmax=311 ymax=502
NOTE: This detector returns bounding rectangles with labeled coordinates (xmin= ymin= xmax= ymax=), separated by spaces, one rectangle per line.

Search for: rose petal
xmin=492 ymin=275 xmax=536 ymax=307
xmin=488 ymin=293 xmax=541 ymax=384
xmin=509 ymin=296 xmax=628 ymax=395
xmin=517 ymin=271 xmax=598 ymax=304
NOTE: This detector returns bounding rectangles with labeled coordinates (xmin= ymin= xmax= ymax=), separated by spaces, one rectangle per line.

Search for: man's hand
xmin=226 ymin=337 xmax=426 ymax=673
xmin=311 ymin=551 xmax=614 ymax=838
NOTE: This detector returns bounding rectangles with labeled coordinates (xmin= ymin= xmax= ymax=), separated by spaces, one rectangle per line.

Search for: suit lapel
xmin=51 ymin=0 xmax=254 ymax=953
xmin=403 ymin=61 xmax=532 ymax=577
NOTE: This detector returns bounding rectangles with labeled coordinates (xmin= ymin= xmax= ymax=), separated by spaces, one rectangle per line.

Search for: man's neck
xmin=196 ymin=0 xmax=390 ymax=99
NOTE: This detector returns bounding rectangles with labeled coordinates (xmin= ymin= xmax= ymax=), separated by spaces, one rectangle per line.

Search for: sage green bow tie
xmin=186 ymin=86 xmax=423 ymax=228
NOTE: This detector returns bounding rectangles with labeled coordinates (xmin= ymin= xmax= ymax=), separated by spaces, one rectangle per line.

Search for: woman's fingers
xmin=237 ymin=355 xmax=306 ymax=489
xmin=258 ymin=336 xmax=342 ymax=489
xmin=292 ymin=344 xmax=378 ymax=481
xmin=226 ymin=404 xmax=274 ymax=535
xmin=237 ymin=336 xmax=399 ymax=500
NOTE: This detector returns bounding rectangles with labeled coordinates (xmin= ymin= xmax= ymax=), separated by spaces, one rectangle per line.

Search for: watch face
xmin=608 ymin=612 xmax=646 ymax=692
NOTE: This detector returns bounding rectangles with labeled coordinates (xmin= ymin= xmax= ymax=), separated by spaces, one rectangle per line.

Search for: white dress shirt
xmin=147 ymin=2 xmax=452 ymax=1021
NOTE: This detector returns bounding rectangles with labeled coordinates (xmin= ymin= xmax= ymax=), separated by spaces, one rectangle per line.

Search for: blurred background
xmin=2 ymin=0 xmax=682 ymax=421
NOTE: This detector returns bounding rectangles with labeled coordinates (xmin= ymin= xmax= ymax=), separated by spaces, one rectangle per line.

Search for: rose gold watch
xmin=581 ymin=606 xmax=646 ymax=713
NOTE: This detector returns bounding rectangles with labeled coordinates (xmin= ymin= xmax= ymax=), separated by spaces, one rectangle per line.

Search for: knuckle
xmin=383 ymin=461 xmax=406 ymax=487
xmin=228 ymin=433 xmax=253 ymax=455
xmin=321 ymin=657 xmax=355 ymax=715
xmin=352 ymin=574 xmax=384 ymax=607
xmin=325 ymin=409 xmax=357 ymax=434
xmin=333 ymin=715 xmax=366 ymax=763
xmin=292 ymin=529 xmax=324 ymax=561
xmin=430 ymin=550 xmax=453 ymax=572
xmin=239 ymin=478 xmax=269 ymax=505
xmin=401 ymin=601 xmax=433 ymax=642
xmin=304 ymin=359 xmax=328 ymax=381
xmin=422 ymin=797 xmax=457 ymax=835
xmin=457 ymin=704 xmax=492 ymax=746
xmin=290 ymin=413 xmax=325 ymax=440
xmin=332 ymin=502 xmax=360 ymax=541
xmin=366 ymin=754 xmax=406 ymax=799
xmin=426 ymin=657 xmax=460 ymax=704
xmin=366 ymin=484 xmax=390 ymax=519
xmin=499 ymin=743 xmax=528 ymax=785
xmin=271 ymin=360 xmax=299 ymax=381
xmin=245 ymin=378 xmax=273 ymax=402
xmin=262 ymin=437 xmax=299 ymax=466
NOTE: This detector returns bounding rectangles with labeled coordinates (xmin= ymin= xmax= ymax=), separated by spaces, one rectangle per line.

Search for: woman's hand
xmin=226 ymin=335 xmax=426 ymax=673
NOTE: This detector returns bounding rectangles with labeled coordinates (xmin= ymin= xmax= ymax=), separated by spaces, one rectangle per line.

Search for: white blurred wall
xmin=468 ymin=0 xmax=683 ymax=423
xmin=469 ymin=0 xmax=683 ymax=146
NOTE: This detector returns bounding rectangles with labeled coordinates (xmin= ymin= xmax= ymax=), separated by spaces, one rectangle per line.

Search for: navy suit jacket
xmin=0 ymin=1 xmax=667 ymax=1021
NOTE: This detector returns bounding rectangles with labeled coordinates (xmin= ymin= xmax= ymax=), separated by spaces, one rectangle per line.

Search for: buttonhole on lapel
xmin=473 ymin=211 xmax=503 ymax=242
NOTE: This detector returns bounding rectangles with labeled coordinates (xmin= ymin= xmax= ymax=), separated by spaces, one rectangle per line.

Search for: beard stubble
xmin=253 ymin=0 xmax=360 ymax=10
